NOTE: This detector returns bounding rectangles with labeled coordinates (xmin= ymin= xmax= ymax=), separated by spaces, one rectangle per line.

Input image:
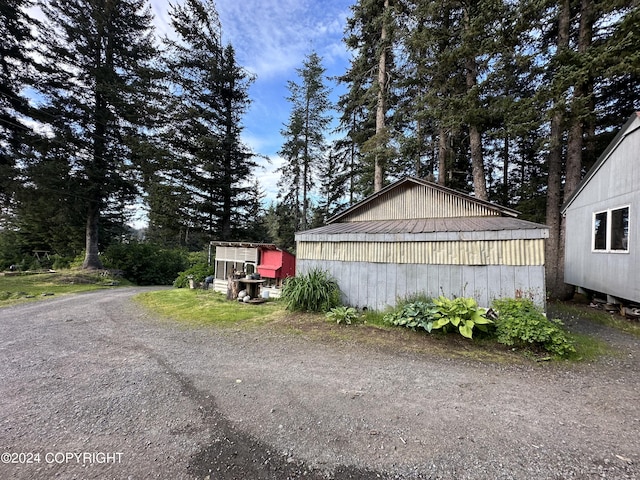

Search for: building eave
xmin=562 ymin=111 xmax=640 ymax=214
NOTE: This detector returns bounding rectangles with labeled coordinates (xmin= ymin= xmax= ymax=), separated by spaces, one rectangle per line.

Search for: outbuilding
xmin=562 ymin=112 xmax=640 ymax=305
xmin=295 ymin=177 xmax=549 ymax=310
xmin=210 ymin=241 xmax=295 ymax=298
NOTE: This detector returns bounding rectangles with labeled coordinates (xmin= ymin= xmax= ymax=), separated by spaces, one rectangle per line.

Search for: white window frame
xmin=591 ymin=205 xmax=630 ymax=253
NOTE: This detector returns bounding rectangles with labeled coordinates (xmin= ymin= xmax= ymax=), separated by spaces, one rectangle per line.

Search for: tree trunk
xmin=545 ymin=0 xmax=571 ymax=300
xmin=438 ymin=126 xmax=448 ymax=186
xmin=565 ymin=0 xmax=594 ymax=198
xmin=463 ymin=8 xmax=487 ymax=201
xmin=82 ymin=202 xmax=103 ymax=269
xmin=469 ymin=125 xmax=487 ymax=200
xmin=374 ymin=0 xmax=389 ymax=193
xmin=502 ymin=131 xmax=509 ymax=206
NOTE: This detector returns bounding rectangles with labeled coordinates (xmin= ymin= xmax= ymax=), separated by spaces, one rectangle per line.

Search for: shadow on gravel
xmin=152 ymin=353 xmax=386 ymax=480
xmin=190 ymin=433 xmax=387 ymax=480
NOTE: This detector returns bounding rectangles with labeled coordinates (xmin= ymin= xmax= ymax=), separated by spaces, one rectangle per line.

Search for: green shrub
xmin=430 ymin=296 xmax=493 ymax=339
xmin=51 ymin=254 xmax=72 ymax=270
xmin=384 ymin=300 xmax=436 ymax=331
xmin=102 ymin=242 xmax=189 ymax=285
xmin=280 ymin=268 xmax=341 ymax=313
xmin=385 ymin=296 xmax=492 ymax=339
xmin=173 ymin=263 xmax=215 ymax=288
xmin=491 ymin=298 xmax=576 ymax=357
xmin=326 ymin=306 xmax=360 ymax=325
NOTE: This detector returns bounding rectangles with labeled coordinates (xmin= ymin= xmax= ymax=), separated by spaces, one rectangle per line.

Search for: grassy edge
xmin=552 ymin=301 xmax=640 ymax=338
xmin=133 ymin=288 xmax=285 ymax=328
xmin=130 ymin=289 xmax=633 ymax=365
xmin=0 ymin=271 xmax=128 ymax=307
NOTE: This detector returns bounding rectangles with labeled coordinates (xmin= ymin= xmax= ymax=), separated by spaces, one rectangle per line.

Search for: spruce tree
xmin=36 ymin=0 xmax=158 ymax=269
xmin=0 ymin=0 xmax=37 ymax=210
xmin=539 ymin=0 xmax=639 ymax=299
xmin=162 ymin=0 xmax=255 ymax=244
xmin=340 ymin=0 xmax=398 ymax=193
xmin=277 ymin=51 xmax=332 ymax=232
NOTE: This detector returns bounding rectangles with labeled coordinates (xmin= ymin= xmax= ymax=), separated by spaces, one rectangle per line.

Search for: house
xmin=210 ymin=241 xmax=295 ymax=298
xmin=295 ymin=177 xmax=549 ymax=310
xmin=562 ymin=112 xmax=640 ymax=305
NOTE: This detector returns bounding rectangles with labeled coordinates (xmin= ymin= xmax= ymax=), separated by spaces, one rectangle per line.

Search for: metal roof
xmin=561 ymin=112 xmax=640 ymax=213
xmin=210 ymin=241 xmax=280 ymax=250
xmin=298 ymin=216 xmax=547 ymax=236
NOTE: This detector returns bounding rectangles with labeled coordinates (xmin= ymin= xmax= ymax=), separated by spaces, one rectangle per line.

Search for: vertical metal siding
xmin=297 ymin=260 xmax=546 ymax=309
xmin=341 ymin=184 xmax=500 ymax=222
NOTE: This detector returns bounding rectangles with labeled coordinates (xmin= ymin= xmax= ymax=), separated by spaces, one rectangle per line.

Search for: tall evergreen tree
xmin=162 ymin=0 xmax=255 ymax=244
xmin=540 ymin=0 xmax=640 ymax=298
xmin=397 ymin=0 xmax=514 ymax=198
xmin=36 ymin=0 xmax=158 ymax=268
xmin=277 ymin=51 xmax=332 ymax=232
xmin=315 ymin=144 xmax=350 ymax=223
xmin=0 ymin=0 xmax=37 ymax=211
xmin=340 ymin=0 xmax=398 ymax=193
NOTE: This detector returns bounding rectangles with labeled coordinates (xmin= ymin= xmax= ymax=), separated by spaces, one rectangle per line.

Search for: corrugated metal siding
xmin=215 ymin=246 xmax=259 ymax=263
xmin=297 ymin=239 xmax=545 ymax=266
xmin=341 ymin=184 xmax=501 ymax=222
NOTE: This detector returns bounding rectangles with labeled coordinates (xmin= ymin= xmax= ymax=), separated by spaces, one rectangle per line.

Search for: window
xmin=611 ymin=207 xmax=629 ymax=251
xmin=592 ymin=206 xmax=630 ymax=252
xmin=593 ymin=211 xmax=607 ymax=250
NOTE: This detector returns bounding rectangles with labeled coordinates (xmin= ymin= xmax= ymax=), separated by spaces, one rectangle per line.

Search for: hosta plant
xmin=326 ymin=306 xmax=360 ymax=325
xmin=383 ymin=300 xmax=437 ymax=332
xmin=430 ymin=296 xmax=493 ymax=339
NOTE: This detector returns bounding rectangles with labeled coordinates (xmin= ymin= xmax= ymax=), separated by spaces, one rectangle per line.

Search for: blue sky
xmin=150 ymin=0 xmax=355 ymax=204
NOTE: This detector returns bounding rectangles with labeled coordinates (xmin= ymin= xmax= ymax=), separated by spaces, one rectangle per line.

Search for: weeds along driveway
xmin=1 ymin=288 xmax=639 ymax=480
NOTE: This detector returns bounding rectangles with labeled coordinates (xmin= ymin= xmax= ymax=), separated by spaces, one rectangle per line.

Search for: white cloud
xmin=214 ymin=0 xmax=350 ymax=79
xmin=147 ymin=0 xmax=353 ymax=210
xmin=254 ymin=155 xmax=286 ymax=205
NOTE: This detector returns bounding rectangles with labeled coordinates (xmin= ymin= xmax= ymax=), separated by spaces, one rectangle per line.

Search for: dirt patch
xmin=269 ymin=312 xmax=530 ymax=364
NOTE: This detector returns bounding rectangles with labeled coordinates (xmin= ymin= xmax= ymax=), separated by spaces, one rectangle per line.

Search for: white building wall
xmin=564 ymin=121 xmax=640 ymax=303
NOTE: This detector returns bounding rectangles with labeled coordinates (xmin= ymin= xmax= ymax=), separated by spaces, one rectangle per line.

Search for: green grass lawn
xmin=134 ymin=288 xmax=285 ymax=326
xmin=0 ymin=270 xmax=127 ymax=306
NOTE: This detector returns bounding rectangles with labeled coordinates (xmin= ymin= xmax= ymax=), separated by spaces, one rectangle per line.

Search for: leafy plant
xmin=280 ymin=268 xmax=341 ymax=313
xmin=384 ymin=300 xmax=437 ymax=331
xmin=430 ymin=296 xmax=493 ymax=339
xmin=174 ymin=263 xmax=215 ymax=288
xmin=102 ymin=242 xmax=189 ymax=285
xmin=326 ymin=306 xmax=360 ymax=325
xmin=491 ymin=298 xmax=576 ymax=357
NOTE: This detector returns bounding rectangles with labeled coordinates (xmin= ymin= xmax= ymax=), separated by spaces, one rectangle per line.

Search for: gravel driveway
xmin=1 ymin=287 xmax=639 ymax=480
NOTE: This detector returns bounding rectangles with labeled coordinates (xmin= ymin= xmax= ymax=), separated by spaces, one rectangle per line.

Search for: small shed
xmin=210 ymin=241 xmax=295 ymax=296
xmin=295 ymin=177 xmax=549 ymax=310
xmin=562 ymin=112 xmax=640 ymax=304
xmin=257 ymin=249 xmax=296 ymax=286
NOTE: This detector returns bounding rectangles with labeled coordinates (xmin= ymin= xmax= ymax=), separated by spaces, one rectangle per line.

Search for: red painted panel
xmin=257 ymin=249 xmax=296 ymax=279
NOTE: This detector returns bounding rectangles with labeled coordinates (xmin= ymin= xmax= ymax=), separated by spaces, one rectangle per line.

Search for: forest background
xmin=1 ymin=0 xmax=638 ymax=298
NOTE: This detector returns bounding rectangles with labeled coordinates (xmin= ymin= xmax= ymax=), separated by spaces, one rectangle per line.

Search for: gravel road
xmin=1 ymin=287 xmax=639 ymax=480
